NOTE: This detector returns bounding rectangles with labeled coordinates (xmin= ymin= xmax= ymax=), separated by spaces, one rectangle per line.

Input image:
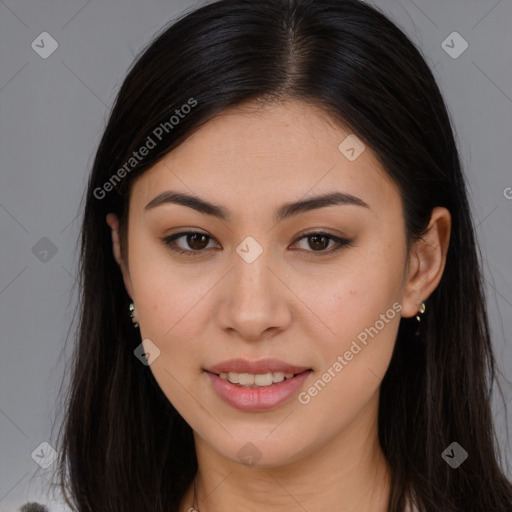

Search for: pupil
xmin=309 ymin=235 xmax=327 ymax=251
xmin=188 ymin=233 xmax=207 ymax=250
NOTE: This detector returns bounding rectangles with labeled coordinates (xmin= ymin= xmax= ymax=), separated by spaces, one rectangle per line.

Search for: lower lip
xmin=205 ymin=370 xmax=312 ymax=412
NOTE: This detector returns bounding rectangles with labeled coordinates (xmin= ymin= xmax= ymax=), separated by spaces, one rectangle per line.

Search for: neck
xmin=181 ymin=393 xmax=391 ymax=512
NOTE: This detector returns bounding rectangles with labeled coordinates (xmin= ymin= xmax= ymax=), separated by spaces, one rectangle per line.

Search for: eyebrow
xmin=144 ymin=189 xmax=370 ymax=224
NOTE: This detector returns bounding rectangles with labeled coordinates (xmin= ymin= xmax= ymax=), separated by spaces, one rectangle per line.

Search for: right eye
xmin=161 ymin=231 xmax=220 ymax=257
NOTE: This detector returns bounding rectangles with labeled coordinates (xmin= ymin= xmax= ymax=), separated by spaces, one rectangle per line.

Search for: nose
xmin=216 ymin=250 xmax=292 ymax=342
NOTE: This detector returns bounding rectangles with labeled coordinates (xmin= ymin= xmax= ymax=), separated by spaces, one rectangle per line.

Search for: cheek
xmin=296 ymin=239 xmax=404 ymax=406
xmin=127 ymin=226 xmax=213 ymax=341
xmin=133 ymin=269 xmax=215 ymax=352
xmin=130 ymin=261 xmax=212 ymax=421
xmin=298 ymin=241 xmax=404 ymax=342
xmin=296 ymin=270 xmax=402 ymax=435
xmin=310 ymin=283 xmax=401 ymax=391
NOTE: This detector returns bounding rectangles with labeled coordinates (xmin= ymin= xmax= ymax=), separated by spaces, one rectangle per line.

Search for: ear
xmin=401 ymin=206 xmax=451 ymax=318
xmin=106 ymin=212 xmax=134 ymax=299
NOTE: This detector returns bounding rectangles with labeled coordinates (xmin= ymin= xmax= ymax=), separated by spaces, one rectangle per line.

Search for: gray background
xmin=1 ymin=0 xmax=511 ymax=510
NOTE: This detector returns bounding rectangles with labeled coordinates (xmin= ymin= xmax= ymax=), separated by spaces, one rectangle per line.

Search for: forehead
xmin=130 ymin=99 xmax=401 ymax=220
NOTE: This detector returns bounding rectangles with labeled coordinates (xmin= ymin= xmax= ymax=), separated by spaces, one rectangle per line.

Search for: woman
xmin=49 ymin=0 xmax=512 ymax=510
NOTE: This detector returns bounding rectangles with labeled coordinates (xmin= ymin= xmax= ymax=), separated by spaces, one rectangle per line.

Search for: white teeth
xmin=218 ymin=371 xmax=297 ymax=387
xmin=254 ymin=373 xmax=273 ymax=386
xmin=238 ymin=373 xmax=254 ymax=386
xmin=272 ymin=371 xmax=285 ymax=383
xmin=227 ymin=372 xmax=239 ymax=383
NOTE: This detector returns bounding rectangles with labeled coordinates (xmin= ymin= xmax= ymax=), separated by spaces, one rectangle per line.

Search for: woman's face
xmin=110 ymin=100 xmax=440 ymax=467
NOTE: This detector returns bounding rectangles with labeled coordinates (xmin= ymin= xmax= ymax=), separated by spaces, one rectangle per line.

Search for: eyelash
xmin=161 ymin=231 xmax=352 ymax=258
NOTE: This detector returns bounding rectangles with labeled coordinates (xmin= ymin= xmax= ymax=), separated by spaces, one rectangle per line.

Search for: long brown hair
xmin=50 ymin=0 xmax=512 ymax=510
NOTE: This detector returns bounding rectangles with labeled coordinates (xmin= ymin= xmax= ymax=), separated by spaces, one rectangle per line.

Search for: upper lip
xmin=206 ymin=358 xmax=311 ymax=375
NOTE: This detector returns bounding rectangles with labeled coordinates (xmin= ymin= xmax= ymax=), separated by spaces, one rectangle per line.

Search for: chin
xmin=208 ymin=435 xmax=310 ymax=469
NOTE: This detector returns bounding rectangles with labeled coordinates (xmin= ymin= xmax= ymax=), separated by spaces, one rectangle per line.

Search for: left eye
xmin=162 ymin=231 xmax=351 ymax=257
xmin=293 ymin=232 xmax=350 ymax=254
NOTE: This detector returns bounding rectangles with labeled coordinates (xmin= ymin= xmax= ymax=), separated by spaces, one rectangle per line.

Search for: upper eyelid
xmin=165 ymin=229 xmax=346 ymax=242
xmin=164 ymin=230 xmax=349 ymax=252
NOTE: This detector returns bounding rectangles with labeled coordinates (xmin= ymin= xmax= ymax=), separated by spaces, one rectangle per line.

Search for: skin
xmin=106 ymin=99 xmax=451 ymax=512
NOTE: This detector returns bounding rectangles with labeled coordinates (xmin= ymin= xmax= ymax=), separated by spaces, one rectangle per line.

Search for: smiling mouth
xmin=208 ymin=370 xmax=311 ymax=388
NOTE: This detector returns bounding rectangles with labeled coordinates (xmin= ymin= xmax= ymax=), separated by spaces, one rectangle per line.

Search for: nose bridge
xmin=217 ymin=234 xmax=290 ymax=339
xmin=232 ymin=235 xmax=275 ymax=300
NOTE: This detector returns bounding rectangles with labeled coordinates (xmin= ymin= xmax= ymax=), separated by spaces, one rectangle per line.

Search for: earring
xmin=129 ymin=302 xmax=139 ymax=328
xmin=415 ymin=301 xmax=426 ymax=322
xmin=414 ymin=301 xmax=425 ymax=336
